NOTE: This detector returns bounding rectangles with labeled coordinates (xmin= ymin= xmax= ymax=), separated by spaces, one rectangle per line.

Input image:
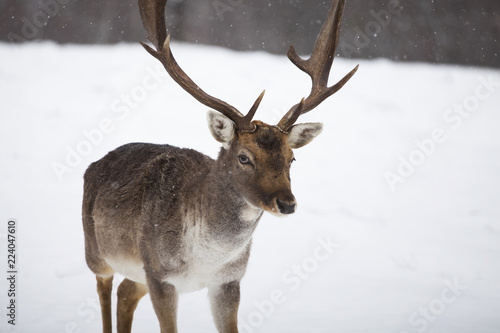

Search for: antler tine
xmin=241 ymin=90 xmax=266 ymax=131
xmin=277 ymin=0 xmax=359 ymax=132
xmin=138 ymin=0 xmax=259 ymax=132
xmin=138 ymin=0 xmax=167 ymax=51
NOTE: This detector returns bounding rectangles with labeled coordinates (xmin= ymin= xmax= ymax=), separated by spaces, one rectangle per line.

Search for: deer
xmin=82 ymin=0 xmax=357 ymax=332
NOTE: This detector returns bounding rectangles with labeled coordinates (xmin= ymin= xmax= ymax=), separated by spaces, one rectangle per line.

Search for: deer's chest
xmin=161 ymin=222 xmax=252 ymax=293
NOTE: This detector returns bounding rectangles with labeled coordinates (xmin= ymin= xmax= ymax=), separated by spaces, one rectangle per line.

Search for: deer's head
xmin=139 ymin=0 xmax=358 ymax=215
xmin=207 ymin=111 xmax=322 ymax=215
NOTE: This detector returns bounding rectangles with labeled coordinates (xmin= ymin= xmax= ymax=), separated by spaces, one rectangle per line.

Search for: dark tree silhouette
xmin=1 ymin=0 xmax=498 ymax=68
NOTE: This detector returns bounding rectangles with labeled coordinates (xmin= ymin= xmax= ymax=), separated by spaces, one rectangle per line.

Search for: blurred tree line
xmin=1 ymin=0 xmax=498 ymax=68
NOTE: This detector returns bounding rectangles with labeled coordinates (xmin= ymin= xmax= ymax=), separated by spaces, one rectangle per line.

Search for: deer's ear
xmin=287 ymin=123 xmax=323 ymax=149
xmin=207 ymin=110 xmax=236 ymax=146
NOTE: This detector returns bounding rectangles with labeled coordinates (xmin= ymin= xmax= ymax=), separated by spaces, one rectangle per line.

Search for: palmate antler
xmin=138 ymin=0 xmax=357 ymax=133
xmin=277 ymin=0 xmax=359 ymax=132
xmin=138 ymin=0 xmax=263 ymax=132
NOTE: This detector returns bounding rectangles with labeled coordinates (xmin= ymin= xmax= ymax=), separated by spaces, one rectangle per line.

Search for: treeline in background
xmin=1 ymin=0 xmax=499 ymax=68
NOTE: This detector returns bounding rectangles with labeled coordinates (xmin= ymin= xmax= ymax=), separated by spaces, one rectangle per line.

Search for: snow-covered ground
xmin=0 ymin=42 xmax=499 ymax=333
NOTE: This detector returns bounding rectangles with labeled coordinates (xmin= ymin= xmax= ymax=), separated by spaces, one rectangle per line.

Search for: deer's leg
xmin=96 ymin=275 xmax=114 ymax=333
xmin=147 ymin=278 xmax=179 ymax=333
xmin=208 ymin=281 xmax=241 ymax=333
xmin=117 ymin=278 xmax=149 ymax=333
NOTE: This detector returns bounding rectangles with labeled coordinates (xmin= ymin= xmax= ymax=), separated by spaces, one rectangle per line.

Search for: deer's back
xmin=84 ymin=142 xmax=213 ymax=213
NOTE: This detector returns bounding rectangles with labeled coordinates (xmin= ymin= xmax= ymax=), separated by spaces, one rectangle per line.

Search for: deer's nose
xmin=276 ymin=198 xmax=296 ymax=214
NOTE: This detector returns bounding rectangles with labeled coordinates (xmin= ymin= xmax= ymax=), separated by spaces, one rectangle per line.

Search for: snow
xmin=0 ymin=42 xmax=499 ymax=333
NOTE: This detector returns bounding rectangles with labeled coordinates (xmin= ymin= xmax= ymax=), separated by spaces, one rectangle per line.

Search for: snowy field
xmin=0 ymin=42 xmax=499 ymax=333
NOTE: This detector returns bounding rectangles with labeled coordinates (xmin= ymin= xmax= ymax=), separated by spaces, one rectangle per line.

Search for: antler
xmin=276 ymin=0 xmax=359 ymax=132
xmin=138 ymin=0 xmax=263 ymax=132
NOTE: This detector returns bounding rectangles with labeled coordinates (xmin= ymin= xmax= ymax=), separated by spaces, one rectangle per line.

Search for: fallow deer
xmin=82 ymin=0 xmax=358 ymax=332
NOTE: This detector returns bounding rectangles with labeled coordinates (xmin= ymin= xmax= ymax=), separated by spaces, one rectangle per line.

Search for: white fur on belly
xmin=165 ymin=270 xmax=210 ymax=293
xmin=105 ymin=257 xmax=147 ymax=284
xmin=164 ymin=262 xmax=237 ymax=293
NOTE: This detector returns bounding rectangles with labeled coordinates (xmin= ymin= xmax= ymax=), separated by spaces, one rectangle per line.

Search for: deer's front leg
xmin=209 ymin=281 xmax=241 ymax=333
xmin=147 ymin=277 xmax=179 ymax=333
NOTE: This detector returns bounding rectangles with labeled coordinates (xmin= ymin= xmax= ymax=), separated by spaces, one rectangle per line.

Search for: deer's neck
xmin=195 ymin=157 xmax=262 ymax=243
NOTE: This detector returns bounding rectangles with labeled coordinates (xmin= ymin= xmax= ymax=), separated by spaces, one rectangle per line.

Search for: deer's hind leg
xmin=88 ymin=250 xmax=115 ymax=333
xmin=96 ymin=275 xmax=114 ymax=333
xmin=117 ymin=278 xmax=149 ymax=333
xmin=83 ymin=210 xmax=116 ymax=333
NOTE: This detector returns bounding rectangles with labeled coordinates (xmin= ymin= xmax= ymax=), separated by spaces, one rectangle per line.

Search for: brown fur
xmin=84 ymin=0 xmax=353 ymax=330
xmin=83 ymin=123 xmax=300 ymax=333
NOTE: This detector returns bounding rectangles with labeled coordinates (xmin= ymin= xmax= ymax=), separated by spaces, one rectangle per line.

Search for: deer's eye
xmin=238 ymin=155 xmax=251 ymax=165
